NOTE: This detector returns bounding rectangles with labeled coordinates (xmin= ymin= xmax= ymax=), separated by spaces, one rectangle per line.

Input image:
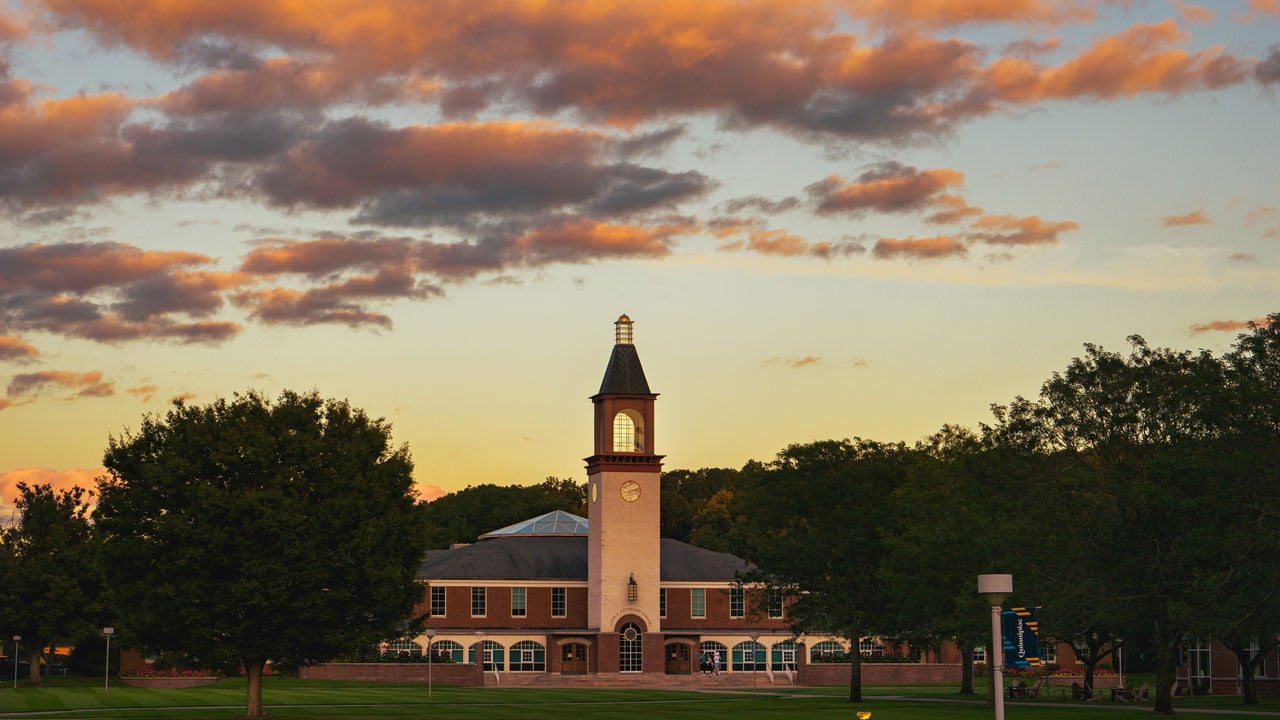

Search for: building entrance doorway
xmin=665 ymin=643 xmax=691 ymax=674
xmin=561 ymin=643 xmax=588 ymax=675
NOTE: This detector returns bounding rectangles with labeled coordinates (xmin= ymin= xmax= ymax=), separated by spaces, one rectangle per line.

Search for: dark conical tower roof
xmin=596 ymin=314 xmax=651 ymax=395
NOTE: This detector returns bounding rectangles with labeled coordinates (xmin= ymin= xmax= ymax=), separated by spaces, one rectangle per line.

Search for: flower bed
xmin=119 ymin=669 xmax=219 ymax=689
xmin=119 ymin=675 xmax=219 ymax=688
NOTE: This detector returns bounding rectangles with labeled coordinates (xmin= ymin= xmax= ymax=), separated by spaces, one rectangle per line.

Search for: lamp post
xmin=749 ymin=631 xmax=760 ymax=695
xmin=978 ymin=574 xmax=1013 ymax=720
xmin=103 ymin=628 xmax=114 ymax=697
xmin=11 ymin=636 xmax=19 ymax=690
xmin=424 ymin=629 xmax=437 ymax=698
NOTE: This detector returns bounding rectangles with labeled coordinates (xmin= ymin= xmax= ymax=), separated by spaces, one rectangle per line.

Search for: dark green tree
xmin=96 ymin=390 xmax=429 ymax=718
xmin=884 ymin=426 xmax=1027 ymax=697
xmin=0 ymin=483 xmax=103 ymax=686
xmin=989 ymin=336 xmax=1237 ymax=713
xmin=420 ymin=477 xmax=585 ymax=549
xmin=733 ymin=439 xmax=908 ymax=702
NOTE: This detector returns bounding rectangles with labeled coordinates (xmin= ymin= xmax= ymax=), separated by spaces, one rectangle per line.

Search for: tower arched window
xmin=612 ymin=410 xmax=645 ymax=452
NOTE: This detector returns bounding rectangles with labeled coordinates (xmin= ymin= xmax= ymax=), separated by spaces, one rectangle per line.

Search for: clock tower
xmin=586 ymin=315 xmax=663 ymax=642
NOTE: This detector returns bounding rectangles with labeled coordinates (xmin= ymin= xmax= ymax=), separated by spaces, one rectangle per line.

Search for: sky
xmin=1 ymin=0 xmax=1278 ymax=512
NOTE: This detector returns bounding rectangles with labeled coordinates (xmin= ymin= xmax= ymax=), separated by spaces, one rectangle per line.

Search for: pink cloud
xmin=1162 ymin=208 xmax=1211 ymax=226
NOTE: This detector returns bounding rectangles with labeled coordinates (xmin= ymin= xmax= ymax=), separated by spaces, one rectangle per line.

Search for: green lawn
xmin=0 ymin=677 xmax=1277 ymax=720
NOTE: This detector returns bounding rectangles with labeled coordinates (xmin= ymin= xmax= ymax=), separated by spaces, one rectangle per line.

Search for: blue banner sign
xmin=1001 ymin=606 xmax=1041 ymax=668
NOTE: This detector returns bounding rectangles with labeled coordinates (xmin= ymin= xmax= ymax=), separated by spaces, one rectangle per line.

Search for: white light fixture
xmin=977 ymin=574 xmax=1013 ymax=720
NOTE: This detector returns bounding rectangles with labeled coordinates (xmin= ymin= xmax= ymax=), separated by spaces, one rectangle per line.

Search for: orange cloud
xmin=1162 ymin=208 xmax=1210 ymax=226
xmin=1189 ymin=317 xmax=1271 ymax=333
xmin=1246 ymin=0 xmax=1280 ymax=18
xmin=1245 ymin=207 xmax=1277 ymax=226
xmin=7 ymin=370 xmax=114 ymax=399
xmin=0 ymin=336 xmax=39 ymax=362
xmin=0 ymin=242 xmax=244 ymax=344
xmin=982 ymin=20 xmax=1249 ymax=102
xmin=847 ymin=0 xmax=1094 ymax=30
xmin=510 ymin=218 xmax=689 ymax=264
xmin=809 ymin=163 xmax=966 ymax=216
xmin=127 ymin=384 xmax=158 ymax=401
xmin=765 ymin=355 xmax=823 ymax=368
xmin=417 ymin=483 xmax=447 ymax=503
xmin=968 ymin=213 xmax=1079 ymax=245
xmin=872 ymin=235 xmax=968 ymax=259
xmin=1170 ymin=0 xmax=1213 ymax=24
xmin=927 ymin=193 xmax=986 ymax=224
xmin=0 ymin=467 xmax=101 ymax=517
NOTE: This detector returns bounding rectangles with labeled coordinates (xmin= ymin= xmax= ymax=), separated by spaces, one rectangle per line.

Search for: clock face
xmin=620 ymin=480 xmax=641 ymax=502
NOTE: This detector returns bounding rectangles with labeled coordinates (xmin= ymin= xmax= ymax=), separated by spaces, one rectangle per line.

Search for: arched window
xmin=468 ymin=640 xmax=505 ymax=671
xmin=699 ymin=641 xmax=727 ymax=673
xmin=809 ymin=640 xmax=846 ymax=662
xmin=387 ymin=640 xmax=422 ymax=657
xmin=612 ymin=410 xmax=644 ymax=452
xmin=771 ymin=639 xmax=797 ymax=670
xmin=619 ymin=622 xmax=643 ymax=672
xmin=430 ymin=640 xmax=464 ymax=663
xmin=509 ymin=641 xmax=546 ymax=671
xmin=732 ymin=640 xmax=765 ymax=671
xmin=860 ymin=637 xmax=884 ymax=657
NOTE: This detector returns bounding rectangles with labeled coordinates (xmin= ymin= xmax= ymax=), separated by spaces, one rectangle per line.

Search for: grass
xmin=0 ymin=676 xmax=1278 ymax=720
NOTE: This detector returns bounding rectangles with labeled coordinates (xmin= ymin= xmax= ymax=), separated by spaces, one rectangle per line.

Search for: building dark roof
xmin=419 ymin=537 xmax=588 ymax=581
xmin=417 ymin=536 xmax=752 ymax=582
xmin=596 ymin=343 xmax=651 ymax=395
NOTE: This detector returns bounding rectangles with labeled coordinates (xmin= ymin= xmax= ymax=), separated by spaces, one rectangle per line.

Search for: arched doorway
xmin=619 ymin=622 xmax=643 ymax=672
xmin=561 ymin=642 xmax=588 ymax=675
xmin=664 ymin=641 xmax=691 ymax=675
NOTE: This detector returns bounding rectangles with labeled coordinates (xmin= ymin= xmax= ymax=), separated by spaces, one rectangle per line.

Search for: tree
xmin=0 ymin=483 xmax=103 ymax=686
xmin=419 ymin=477 xmax=585 ymax=549
xmin=96 ymin=390 xmax=429 ymax=718
xmin=884 ymin=426 xmax=1028 ymax=697
xmin=988 ymin=336 xmax=1241 ymax=714
xmin=733 ymin=439 xmax=908 ymax=702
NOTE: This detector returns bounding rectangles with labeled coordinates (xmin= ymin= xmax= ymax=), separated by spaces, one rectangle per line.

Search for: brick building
xmin=410 ymin=315 xmax=839 ymax=678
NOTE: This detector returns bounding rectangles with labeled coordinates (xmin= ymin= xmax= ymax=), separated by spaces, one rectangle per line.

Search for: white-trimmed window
xmin=810 ymin=640 xmax=845 ymax=662
xmin=511 ymin=587 xmax=527 ymax=617
xmin=431 ymin=640 xmax=464 ymax=663
xmin=690 ymin=588 xmax=706 ymax=618
xmin=700 ymin=641 xmax=727 ymax=672
xmin=860 ymin=637 xmax=884 ymax=657
xmin=619 ymin=622 xmax=643 ymax=672
xmin=768 ymin=589 xmax=784 ymax=619
xmin=430 ymin=586 xmax=446 ymax=617
xmin=771 ymin=639 xmax=796 ymax=670
xmin=730 ymin=588 xmax=744 ymax=618
xmin=551 ymin=587 xmax=566 ymax=618
xmin=509 ymin=641 xmax=545 ymax=671
xmin=973 ymin=646 xmax=987 ymax=664
xmin=1188 ymin=640 xmax=1211 ymax=686
xmin=733 ymin=640 xmax=766 ymax=671
xmin=471 ymin=587 xmax=486 ymax=617
xmin=387 ymin=640 xmax=422 ymax=657
xmin=659 ymin=588 xmax=667 ymax=618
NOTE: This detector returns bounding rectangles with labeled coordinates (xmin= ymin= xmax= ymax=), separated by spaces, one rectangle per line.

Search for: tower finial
xmin=614 ymin=314 xmax=633 ymax=345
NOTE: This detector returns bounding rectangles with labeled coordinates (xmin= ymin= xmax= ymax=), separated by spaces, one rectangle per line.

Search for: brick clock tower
xmin=586 ymin=315 xmax=663 ymax=671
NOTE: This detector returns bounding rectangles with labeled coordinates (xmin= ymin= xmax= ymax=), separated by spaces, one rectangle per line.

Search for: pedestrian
xmin=713 ymin=650 xmax=721 ymax=675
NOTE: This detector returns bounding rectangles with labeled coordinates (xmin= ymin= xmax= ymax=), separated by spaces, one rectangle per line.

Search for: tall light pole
xmin=11 ymin=636 xmax=19 ymax=690
xmin=103 ymin=628 xmax=114 ymax=697
xmin=749 ymin=631 xmax=760 ymax=695
xmin=978 ymin=574 xmax=1013 ymax=720
xmin=424 ymin=629 xmax=437 ymax=698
